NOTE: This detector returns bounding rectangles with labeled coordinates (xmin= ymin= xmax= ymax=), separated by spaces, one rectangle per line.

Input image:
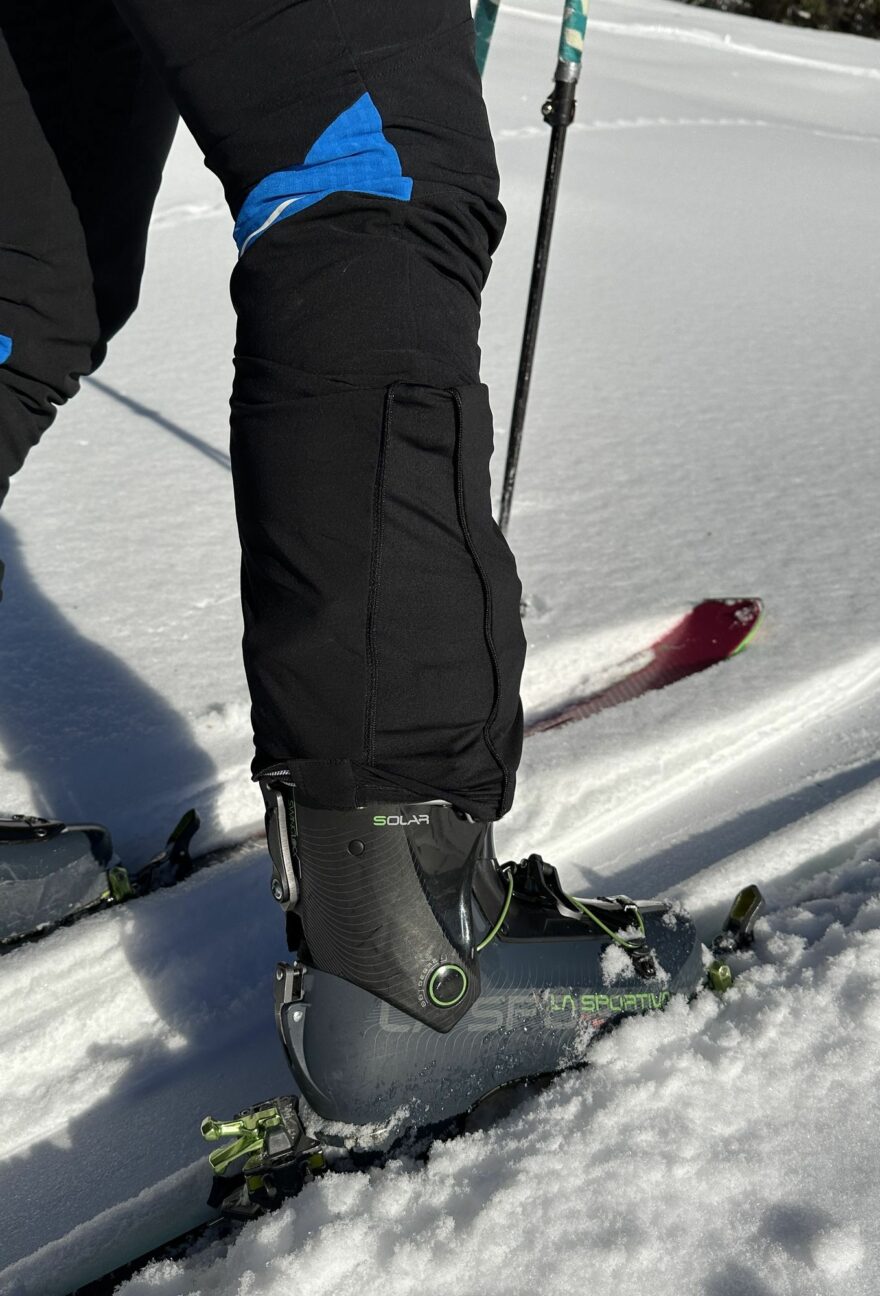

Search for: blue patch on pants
xmin=0 ymin=335 xmax=12 ymax=365
xmin=234 ymin=93 xmax=413 ymax=257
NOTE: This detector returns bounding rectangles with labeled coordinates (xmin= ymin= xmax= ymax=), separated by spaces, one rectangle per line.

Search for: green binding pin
xmin=707 ymin=961 xmax=734 ymax=993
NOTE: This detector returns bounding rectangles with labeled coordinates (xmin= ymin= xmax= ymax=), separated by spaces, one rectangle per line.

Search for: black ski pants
xmin=0 ymin=0 xmax=526 ymax=820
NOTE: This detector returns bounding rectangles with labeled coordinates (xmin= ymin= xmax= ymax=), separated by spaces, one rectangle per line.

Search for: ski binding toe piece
xmin=202 ymin=1095 xmax=326 ymax=1220
xmin=707 ymin=883 xmax=766 ymax=991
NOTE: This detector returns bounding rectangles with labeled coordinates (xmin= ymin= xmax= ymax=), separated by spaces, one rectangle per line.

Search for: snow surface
xmin=1 ymin=0 xmax=879 ymax=1291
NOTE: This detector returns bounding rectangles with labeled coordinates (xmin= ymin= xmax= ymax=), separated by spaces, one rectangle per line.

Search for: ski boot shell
xmin=279 ymin=917 xmax=700 ymax=1130
xmin=265 ymin=796 xmax=703 ymax=1131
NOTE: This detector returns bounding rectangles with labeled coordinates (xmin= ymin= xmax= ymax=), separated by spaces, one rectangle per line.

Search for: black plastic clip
xmin=131 ymin=809 xmax=200 ymax=895
xmin=542 ymin=77 xmax=577 ymax=129
xmin=512 ymin=853 xmax=581 ymax=916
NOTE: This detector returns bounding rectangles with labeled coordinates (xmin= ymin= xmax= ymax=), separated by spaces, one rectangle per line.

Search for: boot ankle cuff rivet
xmin=427 ymin=964 xmax=469 ymax=1008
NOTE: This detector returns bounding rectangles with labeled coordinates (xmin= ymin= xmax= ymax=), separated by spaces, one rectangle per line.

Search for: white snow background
xmin=1 ymin=0 xmax=879 ymax=1291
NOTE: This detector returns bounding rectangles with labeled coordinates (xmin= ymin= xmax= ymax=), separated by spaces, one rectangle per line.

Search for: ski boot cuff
xmin=260 ymin=777 xmax=488 ymax=1031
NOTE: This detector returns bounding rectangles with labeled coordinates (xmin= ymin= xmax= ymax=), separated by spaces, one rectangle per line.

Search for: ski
xmin=0 ymin=809 xmax=203 ymax=952
xmin=4 ymin=598 xmax=763 ymax=953
xmin=526 ymin=597 xmax=763 ymax=734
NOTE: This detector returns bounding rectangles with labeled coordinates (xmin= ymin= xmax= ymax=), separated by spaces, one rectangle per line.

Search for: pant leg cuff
xmin=253 ymin=755 xmax=505 ymax=821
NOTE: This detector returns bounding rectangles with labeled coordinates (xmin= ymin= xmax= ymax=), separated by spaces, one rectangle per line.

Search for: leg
xmin=99 ymin=5 xmax=706 ymax=1152
xmin=112 ymin=0 xmax=526 ymax=819
xmin=104 ymin=0 xmax=526 ymax=1061
xmin=0 ymin=0 xmax=178 ymax=508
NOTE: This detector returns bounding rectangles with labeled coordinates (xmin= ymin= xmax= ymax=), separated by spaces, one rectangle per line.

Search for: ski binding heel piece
xmin=107 ymin=810 xmax=199 ymax=903
xmin=202 ymin=1095 xmax=325 ymax=1220
xmin=130 ymin=808 xmax=200 ymax=895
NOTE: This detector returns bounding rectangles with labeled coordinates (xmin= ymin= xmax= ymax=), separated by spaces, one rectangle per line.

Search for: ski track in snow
xmin=146 ymin=122 xmax=880 ymax=238
xmin=148 ymin=200 xmax=227 ymax=230
xmin=147 ymin=121 xmax=880 ymax=245
xmin=495 ymin=117 xmax=880 ymax=146
xmin=2 ymin=0 xmax=880 ymax=1290
xmin=529 ymin=643 xmax=880 ymax=858
xmin=506 ymin=4 xmax=880 ymax=79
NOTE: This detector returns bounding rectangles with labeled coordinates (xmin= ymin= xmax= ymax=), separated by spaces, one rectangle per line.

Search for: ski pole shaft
xmin=498 ymin=109 xmax=570 ymax=534
xmin=474 ymin=0 xmax=502 ymax=77
xmin=497 ymin=0 xmax=588 ymax=536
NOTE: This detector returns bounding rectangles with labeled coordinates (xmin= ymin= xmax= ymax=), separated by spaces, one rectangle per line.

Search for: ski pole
xmin=497 ymin=0 xmax=588 ymax=535
xmin=474 ymin=0 xmax=502 ymax=77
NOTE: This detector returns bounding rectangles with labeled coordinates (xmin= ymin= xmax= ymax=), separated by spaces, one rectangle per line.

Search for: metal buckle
xmin=263 ymin=784 xmax=300 ymax=911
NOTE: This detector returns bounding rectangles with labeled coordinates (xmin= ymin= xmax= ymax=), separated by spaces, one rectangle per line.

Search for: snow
xmin=114 ymin=852 xmax=880 ymax=1296
xmin=1 ymin=0 xmax=879 ymax=1292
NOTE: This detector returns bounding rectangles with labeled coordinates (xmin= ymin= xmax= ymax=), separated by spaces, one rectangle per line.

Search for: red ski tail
xmin=526 ymin=598 xmax=763 ymax=736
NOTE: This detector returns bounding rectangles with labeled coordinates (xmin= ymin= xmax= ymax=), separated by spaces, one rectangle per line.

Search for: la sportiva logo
xmin=548 ymin=990 xmax=671 ymax=1014
xmin=372 ymin=813 xmax=430 ymax=827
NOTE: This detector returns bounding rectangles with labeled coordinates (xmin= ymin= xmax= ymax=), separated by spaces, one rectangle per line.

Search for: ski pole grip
xmin=474 ymin=0 xmax=501 ymax=77
xmin=556 ymin=0 xmax=588 ymax=80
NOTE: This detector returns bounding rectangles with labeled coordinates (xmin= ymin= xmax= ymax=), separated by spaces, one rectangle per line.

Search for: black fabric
xmin=0 ymin=0 xmax=178 ymax=503
xmin=109 ymin=0 xmax=505 ymax=284
xmin=0 ymin=0 xmax=526 ymax=819
xmin=234 ymin=381 xmax=524 ymax=819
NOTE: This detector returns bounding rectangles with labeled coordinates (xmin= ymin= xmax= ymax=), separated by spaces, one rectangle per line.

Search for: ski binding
xmin=202 ymin=1095 xmax=326 ymax=1220
xmin=707 ymin=883 xmax=766 ymax=991
xmin=0 ymin=807 xmax=200 ymax=949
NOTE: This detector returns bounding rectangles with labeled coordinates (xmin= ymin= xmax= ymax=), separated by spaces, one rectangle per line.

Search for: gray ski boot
xmin=201 ymin=776 xmax=714 ymax=1218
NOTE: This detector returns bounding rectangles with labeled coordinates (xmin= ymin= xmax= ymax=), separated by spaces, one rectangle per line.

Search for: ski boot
xmin=203 ymin=778 xmax=758 ymax=1216
xmin=260 ymin=783 xmax=706 ymax=1131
